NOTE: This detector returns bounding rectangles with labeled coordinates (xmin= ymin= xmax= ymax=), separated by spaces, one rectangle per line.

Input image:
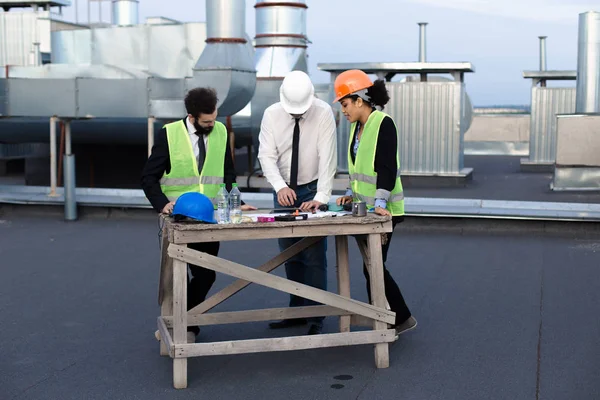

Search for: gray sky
xmin=61 ymin=0 xmax=596 ymax=106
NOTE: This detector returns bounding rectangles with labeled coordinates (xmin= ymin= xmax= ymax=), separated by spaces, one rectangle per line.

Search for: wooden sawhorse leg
xmin=335 ymin=236 xmax=351 ymax=333
xmin=172 ymin=255 xmax=188 ymax=389
xmin=158 ymin=224 xmax=173 ymax=357
xmin=367 ymin=233 xmax=389 ymax=368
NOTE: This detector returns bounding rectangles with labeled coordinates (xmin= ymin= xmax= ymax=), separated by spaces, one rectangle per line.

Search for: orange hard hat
xmin=333 ymin=69 xmax=373 ymax=103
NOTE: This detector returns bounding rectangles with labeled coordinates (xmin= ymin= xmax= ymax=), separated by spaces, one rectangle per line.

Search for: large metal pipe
xmin=539 ymin=36 xmax=547 ymax=71
xmin=576 ymin=11 xmax=600 ymax=113
xmin=63 ymin=120 xmax=77 ymax=221
xmin=49 ymin=116 xmax=58 ymax=197
xmin=254 ymin=0 xmax=309 ymax=78
xmin=192 ymin=0 xmax=255 ymax=117
xmin=418 ymin=22 xmax=428 ymax=62
xmin=147 ymin=117 xmax=155 ymax=157
xmin=206 ymin=0 xmax=246 ymax=39
xmin=251 ymin=0 xmax=309 ymax=171
xmin=111 ymin=0 xmax=139 ymax=26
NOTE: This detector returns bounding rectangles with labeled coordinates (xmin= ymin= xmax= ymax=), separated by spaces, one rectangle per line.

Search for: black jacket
xmin=141 ymin=118 xmax=239 ymax=213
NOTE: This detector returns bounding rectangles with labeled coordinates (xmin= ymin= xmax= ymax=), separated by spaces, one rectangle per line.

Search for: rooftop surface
xmin=1 ymin=211 xmax=599 ymax=399
xmin=404 ymin=155 xmax=600 ymax=204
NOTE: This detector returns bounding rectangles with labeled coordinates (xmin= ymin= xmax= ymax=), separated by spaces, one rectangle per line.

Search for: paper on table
xmin=243 ymin=211 xmax=351 ymax=222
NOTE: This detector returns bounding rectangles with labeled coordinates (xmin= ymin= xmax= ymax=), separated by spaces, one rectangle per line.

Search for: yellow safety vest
xmin=348 ymin=110 xmax=405 ymax=216
xmin=159 ymin=120 xmax=227 ymax=208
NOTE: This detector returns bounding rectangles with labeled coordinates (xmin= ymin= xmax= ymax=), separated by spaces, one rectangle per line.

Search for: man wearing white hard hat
xmin=258 ymin=70 xmax=337 ymax=335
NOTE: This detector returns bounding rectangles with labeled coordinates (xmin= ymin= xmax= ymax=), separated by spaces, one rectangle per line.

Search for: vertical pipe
xmin=111 ymin=0 xmax=139 ymax=26
xmin=75 ymin=0 xmax=79 ymax=23
xmin=49 ymin=117 xmax=58 ymax=197
xmin=63 ymin=120 xmax=77 ymax=221
xmin=418 ymin=22 xmax=428 ymax=62
xmin=32 ymin=42 xmax=41 ymax=66
xmin=576 ymin=11 xmax=600 ymax=113
xmin=418 ymin=22 xmax=428 ymax=82
xmin=539 ymin=36 xmax=547 ymax=71
xmin=65 ymin=120 xmax=72 ymax=155
xmin=147 ymin=116 xmax=155 ymax=157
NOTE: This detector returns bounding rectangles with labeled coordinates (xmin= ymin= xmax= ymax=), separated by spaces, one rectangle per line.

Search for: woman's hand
xmin=336 ymin=196 xmax=353 ymax=206
xmin=374 ymin=206 xmax=391 ymax=217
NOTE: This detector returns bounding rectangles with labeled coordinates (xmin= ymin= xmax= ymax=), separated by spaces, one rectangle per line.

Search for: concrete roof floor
xmin=1 ymin=211 xmax=599 ymax=400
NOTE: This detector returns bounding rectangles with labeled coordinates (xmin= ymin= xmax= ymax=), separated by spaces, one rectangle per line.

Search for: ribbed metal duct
xmin=254 ymin=0 xmax=309 ymax=78
xmin=111 ymin=0 xmax=139 ymax=26
xmin=575 ymin=11 xmax=600 ymax=113
xmin=247 ymin=0 xmax=309 ymax=170
xmin=190 ymin=0 xmax=256 ymax=117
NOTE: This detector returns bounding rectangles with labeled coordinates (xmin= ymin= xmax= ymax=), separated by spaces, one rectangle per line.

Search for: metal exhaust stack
xmin=191 ymin=0 xmax=256 ymax=116
xmin=418 ymin=22 xmax=427 ymax=62
xmin=111 ymin=0 xmax=139 ymax=26
xmin=576 ymin=11 xmax=600 ymax=113
xmin=254 ymin=0 xmax=309 ymax=78
xmin=539 ymin=36 xmax=547 ymax=71
xmin=551 ymin=10 xmax=600 ymax=191
xmin=249 ymin=0 xmax=309 ymax=169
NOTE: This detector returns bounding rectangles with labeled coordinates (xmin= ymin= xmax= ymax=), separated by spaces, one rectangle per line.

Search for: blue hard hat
xmin=172 ymin=192 xmax=217 ymax=224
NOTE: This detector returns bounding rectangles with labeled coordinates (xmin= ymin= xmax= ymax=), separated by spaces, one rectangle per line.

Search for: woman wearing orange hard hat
xmin=334 ymin=69 xmax=417 ymax=337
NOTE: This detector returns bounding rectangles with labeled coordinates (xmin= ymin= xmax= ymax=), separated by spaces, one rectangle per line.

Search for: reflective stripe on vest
xmin=348 ymin=110 xmax=405 ymax=216
xmin=159 ymin=176 xmax=224 ymax=186
xmin=349 ymin=169 xmax=402 ymax=186
xmin=159 ymin=119 xmax=227 ymax=207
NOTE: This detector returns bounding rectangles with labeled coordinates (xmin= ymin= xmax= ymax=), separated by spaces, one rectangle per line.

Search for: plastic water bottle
xmin=216 ymin=183 xmax=229 ymax=224
xmin=229 ymin=183 xmax=242 ymax=224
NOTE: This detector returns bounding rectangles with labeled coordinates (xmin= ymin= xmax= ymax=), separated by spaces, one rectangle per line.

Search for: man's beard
xmin=194 ymin=122 xmax=213 ymax=136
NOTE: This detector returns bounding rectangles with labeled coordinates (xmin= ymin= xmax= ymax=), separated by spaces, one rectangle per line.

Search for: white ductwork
xmin=191 ymin=0 xmax=256 ymax=116
xmin=111 ymin=0 xmax=139 ymax=26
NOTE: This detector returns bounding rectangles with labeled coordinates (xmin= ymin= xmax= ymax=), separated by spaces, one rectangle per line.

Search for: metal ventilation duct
xmin=191 ymin=0 xmax=256 ymax=116
xmin=247 ymin=0 xmax=309 ymax=170
xmin=576 ymin=11 xmax=600 ymax=113
xmin=254 ymin=0 xmax=309 ymax=78
xmin=418 ymin=22 xmax=427 ymax=62
xmin=539 ymin=36 xmax=547 ymax=71
xmin=111 ymin=0 xmax=139 ymax=26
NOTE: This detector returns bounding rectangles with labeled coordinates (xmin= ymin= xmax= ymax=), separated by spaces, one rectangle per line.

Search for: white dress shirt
xmin=185 ymin=116 xmax=208 ymax=159
xmin=258 ymin=97 xmax=337 ymax=204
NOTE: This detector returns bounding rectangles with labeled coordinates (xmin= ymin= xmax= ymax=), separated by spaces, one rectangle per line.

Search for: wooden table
xmin=156 ymin=212 xmax=396 ymax=389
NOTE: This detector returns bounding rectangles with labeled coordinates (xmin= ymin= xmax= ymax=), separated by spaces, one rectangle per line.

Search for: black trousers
xmin=362 ymin=218 xmax=411 ymax=326
xmin=186 ymin=241 xmax=219 ymax=334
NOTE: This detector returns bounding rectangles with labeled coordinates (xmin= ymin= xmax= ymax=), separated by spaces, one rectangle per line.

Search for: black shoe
xmin=268 ymin=318 xmax=308 ymax=329
xmin=394 ymin=316 xmax=417 ymax=338
xmin=307 ymin=324 xmax=322 ymax=335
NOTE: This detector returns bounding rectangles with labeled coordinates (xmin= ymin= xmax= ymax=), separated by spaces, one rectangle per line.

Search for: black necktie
xmin=289 ymin=117 xmax=301 ymax=190
xmin=197 ymin=134 xmax=206 ymax=173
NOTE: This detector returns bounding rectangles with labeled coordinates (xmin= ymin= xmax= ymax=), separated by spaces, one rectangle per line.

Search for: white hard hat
xmin=280 ymin=70 xmax=315 ymax=115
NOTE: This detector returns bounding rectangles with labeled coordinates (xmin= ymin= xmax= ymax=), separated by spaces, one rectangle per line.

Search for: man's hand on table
xmin=241 ymin=204 xmax=257 ymax=211
xmin=299 ymin=200 xmax=324 ymax=212
xmin=277 ymin=187 xmax=297 ymax=207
